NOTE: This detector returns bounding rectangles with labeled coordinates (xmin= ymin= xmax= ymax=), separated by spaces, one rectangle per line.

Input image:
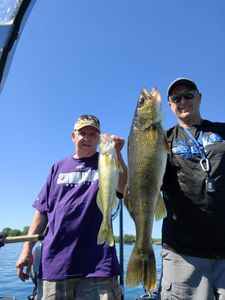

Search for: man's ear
xmin=72 ymin=132 xmax=75 ymax=141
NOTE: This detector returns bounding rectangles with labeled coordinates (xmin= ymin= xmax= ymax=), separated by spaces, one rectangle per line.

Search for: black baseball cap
xmin=167 ymin=77 xmax=199 ymax=97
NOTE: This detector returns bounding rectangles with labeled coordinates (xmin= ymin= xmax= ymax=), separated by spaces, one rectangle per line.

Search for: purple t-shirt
xmin=33 ymin=153 xmax=121 ymax=280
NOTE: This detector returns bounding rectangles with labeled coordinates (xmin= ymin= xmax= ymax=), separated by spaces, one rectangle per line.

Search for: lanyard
xmin=183 ymin=128 xmax=210 ymax=172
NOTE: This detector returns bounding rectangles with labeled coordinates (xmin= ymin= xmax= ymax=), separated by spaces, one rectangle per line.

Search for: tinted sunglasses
xmin=78 ymin=114 xmax=100 ymax=125
xmin=169 ymin=90 xmax=198 ymax=103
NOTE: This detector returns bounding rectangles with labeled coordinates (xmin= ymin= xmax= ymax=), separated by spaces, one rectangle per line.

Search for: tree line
xmin=0 ymin=226 xmax=29 ymax=237
xmin=114 ymin=234 xmax=161 ymax=245
xmin=0 ymin=227 xmax=161 ymax=245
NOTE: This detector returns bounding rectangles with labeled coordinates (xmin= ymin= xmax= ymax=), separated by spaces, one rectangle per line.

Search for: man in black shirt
xmin=160 ymin=77 xmax=225 ymax=299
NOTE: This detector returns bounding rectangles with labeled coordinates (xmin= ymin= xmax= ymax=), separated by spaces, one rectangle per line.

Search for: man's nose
xmin=179 ymin=96 xmax=189 ymax=104
xmin=83 ymin=134 xmax=89 ymax=140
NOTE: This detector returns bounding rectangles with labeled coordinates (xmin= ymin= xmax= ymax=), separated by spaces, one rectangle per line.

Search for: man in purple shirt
xmin=16 ymin=114 xmax=127 ymax=300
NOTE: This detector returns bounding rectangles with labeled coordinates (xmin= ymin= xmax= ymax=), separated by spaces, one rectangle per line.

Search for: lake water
xmin=0 ymin=243 xmax=162 ymax=300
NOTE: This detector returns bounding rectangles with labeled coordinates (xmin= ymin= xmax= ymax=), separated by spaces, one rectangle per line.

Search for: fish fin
xmin=117 ymin=160 xmax=124 ymax=173
xmin=124 ymin=185 xmax=135 ymax=221
xmin=155 ymin=193 xmax=167 ymax=221
xmin=112 ymin=156 xmax=123 ymax=173
xmin=149 ymin=127 xmax=158 ymax=142
xmin=96 ymin=191 xmax=103 ymax=213
xmin=116 ymin=157 xmax=124 ymax=173
xmin=111 ymin=157 xmax=118 ymax=170
xmin=126 ymin=245 xmax=157 ymax=291
xmin=97 ymin=220 xmax=114 ymax=247
xmin=164 ymin=132 xmax=170 ymax=154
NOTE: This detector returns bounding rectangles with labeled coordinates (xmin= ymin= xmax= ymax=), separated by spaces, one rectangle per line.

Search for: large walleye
xmin=97 ymin=134 xmax=123 ymax=246
xmin=124 ymin=87 xmax=168 ymax=290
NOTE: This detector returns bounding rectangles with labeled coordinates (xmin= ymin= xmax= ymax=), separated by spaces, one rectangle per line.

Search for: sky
xmin=0 ymin=0 xmax=225 ymax=238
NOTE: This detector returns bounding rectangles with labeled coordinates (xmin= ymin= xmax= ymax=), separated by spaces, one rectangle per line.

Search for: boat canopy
xmin=0 ymin=0 xmax=36 ymax=93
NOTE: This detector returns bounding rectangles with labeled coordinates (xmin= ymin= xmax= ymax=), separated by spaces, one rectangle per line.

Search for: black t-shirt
xmin=162 ymin=120 xmax=225 ymax=258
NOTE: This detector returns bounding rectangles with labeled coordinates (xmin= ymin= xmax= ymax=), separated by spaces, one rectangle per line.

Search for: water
xmin=0 ymin=243 xmax=162 ymax=300
xmin=0 ymin=243 xmax=34 ymax=299
xmin=122 ymin=244 xmax=161 ymax=300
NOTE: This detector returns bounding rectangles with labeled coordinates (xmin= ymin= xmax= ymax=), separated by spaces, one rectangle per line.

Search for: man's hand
xmin=16 ymin=249 xmax=33 ymax=281
xmin=111 ymin=135 xmax=125 ymax=152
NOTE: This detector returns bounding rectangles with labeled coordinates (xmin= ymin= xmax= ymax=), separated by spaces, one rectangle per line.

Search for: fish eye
xmin=138 ymin=95 xmax=145 ymax=105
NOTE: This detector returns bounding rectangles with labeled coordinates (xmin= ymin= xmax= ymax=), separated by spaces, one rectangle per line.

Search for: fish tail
xmin=126 ymin=246 xmax=157 ymax=291
xmin=97 ymin=221 xmax=114 ymax=247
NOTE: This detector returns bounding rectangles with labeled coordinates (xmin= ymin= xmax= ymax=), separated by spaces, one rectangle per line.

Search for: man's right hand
xmin=16 ymin=249 xmax=33 ymax=281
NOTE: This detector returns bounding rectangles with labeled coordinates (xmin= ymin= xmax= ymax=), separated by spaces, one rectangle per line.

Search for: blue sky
xmin=0 ymin=0 xmax=224 ymax=238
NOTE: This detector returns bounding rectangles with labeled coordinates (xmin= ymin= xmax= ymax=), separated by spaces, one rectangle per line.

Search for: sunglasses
xmin=78 ymin=114 xmax=100 ymax=125
xmin=169 ymin=90 xmax=198 ymax=103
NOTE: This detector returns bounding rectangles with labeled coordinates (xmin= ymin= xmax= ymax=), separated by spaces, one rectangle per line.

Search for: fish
xmin=97 ymin=133 xmax=123 ymax=246
xmin=124 ymin=87 xmax=168 ymax=290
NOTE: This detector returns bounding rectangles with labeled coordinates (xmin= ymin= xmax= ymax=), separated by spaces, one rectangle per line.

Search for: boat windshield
xmin=0 ymin=0 xmax=36 ymax=93
xmin=0 ymin=0 xmax=23 ymax=25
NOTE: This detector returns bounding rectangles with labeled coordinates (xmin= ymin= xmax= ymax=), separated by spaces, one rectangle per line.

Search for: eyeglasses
xmin=169 ymin=90 xmax=198 ymax=103
xmin=78 ymin=114 xmax=100 ymax=125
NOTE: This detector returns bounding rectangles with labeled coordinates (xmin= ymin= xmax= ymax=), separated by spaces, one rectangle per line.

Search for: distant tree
xmin=114 ymin=236 xmax=120 ymax=243
xmin=1 ymin=227 xmax=11 ymax=237
xmin=22 ymin=226 xmax=29 ymax=235
xmin=114 ymin=234 xmax=162 ymax=245
xmin=9 ymin=229 xmax=21 ymax=236
xmin=124 ymin=234 xmax=135 ymax=244
xmin=112 ymin=234 xmax=136 ymax=244
xmin=152 ymin=238 xmax=162 ymax=245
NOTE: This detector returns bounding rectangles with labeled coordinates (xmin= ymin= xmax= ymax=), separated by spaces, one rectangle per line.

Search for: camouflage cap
xmin=74 ymin=115 xmax=100 ymax=132
xmin=167 ymin=77 xmax=199 ymax=97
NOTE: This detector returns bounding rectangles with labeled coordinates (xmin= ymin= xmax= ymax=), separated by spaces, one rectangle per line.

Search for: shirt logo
xmin=172 ymin=133 xmax=224 ymax=157
xmin=57 ymin=169 xmax=98 ymax=185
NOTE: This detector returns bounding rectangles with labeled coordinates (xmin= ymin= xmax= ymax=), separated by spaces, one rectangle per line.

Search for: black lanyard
xmin=183 ymin=128 xmax=210 ymax=172
xmin=183 ymin=127 xmax=215 ymax=193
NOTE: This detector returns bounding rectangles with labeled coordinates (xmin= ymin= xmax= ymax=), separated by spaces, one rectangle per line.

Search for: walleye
xmin=97 ymin=134 xmax=122 ymax=246
xmin=124 ymin=87 xmax=168 ymax=290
